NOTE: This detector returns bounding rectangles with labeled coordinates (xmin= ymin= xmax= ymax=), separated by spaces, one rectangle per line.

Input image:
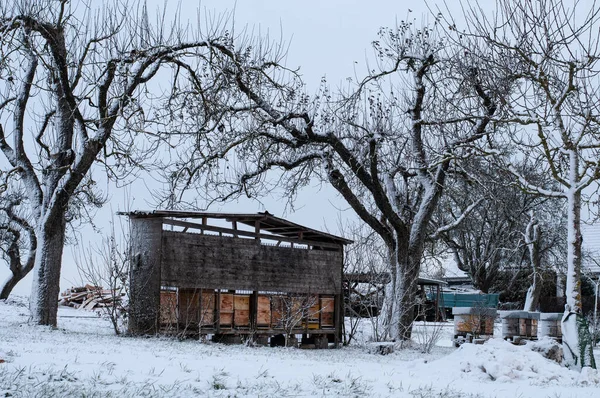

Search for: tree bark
xmin=396 ymin=256 xmax=420 ymax=340
xmin=561 ymin=151 xmax=595 ymax=369
xmin=0 ymin=245 xmax=26 ymax=300
xmin=382 ymin=246 xmax=398 ymax=341
xmin=565 ymin=187 xmax=582 ymax=312
xmin=382 ymin=230 xmax=425 ymax=341
xmin=524 ymin=213 xmax=542 ymax=312
xmin=28 ymin=213 xmax=67 ymax=326
xmin=0 ymin=272 xmax=21 ymax=300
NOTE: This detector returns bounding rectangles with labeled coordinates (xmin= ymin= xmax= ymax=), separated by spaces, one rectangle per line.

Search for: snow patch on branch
xmin=383 ymin=174 xmax=399 ymax=213
xmin=508 ymin=165 xmax=564 ymax=198
xmin=429 ymin=199 xmax=483 ymax=240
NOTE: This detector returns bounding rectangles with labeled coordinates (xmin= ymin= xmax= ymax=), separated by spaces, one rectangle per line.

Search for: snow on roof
xmin=421 ymin=254 xmax=470 ymax=280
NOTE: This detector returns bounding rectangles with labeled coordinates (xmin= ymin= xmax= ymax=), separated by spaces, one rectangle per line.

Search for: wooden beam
xmin=216 ymin=290 xmax=221 ymax=334
xmin=334 ymin=294 xmax=341 ymax=348
xmin=252 ymin=291 xmax=258 ymax=329
xmin=260 ymin=226 xmax=300 ymax=232
xmin=162 ymin=219 xmax=342 ymax=250
xmin=199 ymin=288 xmax=203 ymax=334
xmin=189 ymin=328 xmax=336 ymax=335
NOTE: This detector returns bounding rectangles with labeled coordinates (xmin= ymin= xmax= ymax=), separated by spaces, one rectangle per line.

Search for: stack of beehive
xmin=59 ymin=285 xmax=123 ymax=310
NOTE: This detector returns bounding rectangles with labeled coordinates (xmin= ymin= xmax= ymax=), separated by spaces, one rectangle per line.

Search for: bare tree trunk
xmin=383 ymin=234 xmax=423 ymax=341
xmin=562 ymin=155 xmax=595 ymax=369
xmin=0 ymin=244 xmax=27 ymax=299
xmin=524 ymin=276 xmax=542 ymax=312
xmin=0 ymin=273 xmax=21 ymax=300
xmin=396 ymin=257 xmax=420 ymax=340
xmin=524 ymin=212 xmax=542 ymax=312
xmin=473 ymin=265 xmax=493 ymax=294
xmin=381 ymin=246 xmax=398 ymax=341
xmin=29 ymin=214 xmax=67 ymax=326
xmin=381 ymin=232 xmax=421 ymax=342
xmin=0 ymin=218 xmax=36 ymax=300
xmin=565 ymin=187 xmax=583 ymax=313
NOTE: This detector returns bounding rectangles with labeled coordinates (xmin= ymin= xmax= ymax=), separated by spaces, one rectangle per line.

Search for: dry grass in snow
xmin=1 ymin=297 xmax=599 ymax=397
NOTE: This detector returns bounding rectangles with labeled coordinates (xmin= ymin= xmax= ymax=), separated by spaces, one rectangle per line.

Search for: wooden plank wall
xmin=161 ymin=231 xmax=342 ymax=294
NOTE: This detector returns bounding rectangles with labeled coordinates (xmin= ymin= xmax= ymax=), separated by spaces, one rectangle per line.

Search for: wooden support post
xmin=199 ymin=288 xmax=203 ymax=334
xmin=232 ymin=221 xmax=238 ymax=238
xmin=255 ymin=221 xmax=260 ymax=242
xmin=334 ymin=293 xmax=341 ymax=348
xmin=318 ymin=294 xmax=322 ymax=330
xmin=251 ymin=291 xmax=259 ymax=331
xmin=216 ymin=290 xmax=221 ymax=334
xmin=436 ymin=285 xmax=441 ymax=321
xmin=336 ymin=247 xmax=344 ymax=347
xmin=304 ymin=293 xmax=309 ymax=334
xmin=176 ymin=287 xmax=181 ymax=334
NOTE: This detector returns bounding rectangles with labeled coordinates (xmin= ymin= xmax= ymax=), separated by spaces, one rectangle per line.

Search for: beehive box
xmin=305 ymin=296 xmax=320 ymax=330
xmin=452 ymin=307 xmax=496 ymax=336
xmin=499 ymin=311 xmax=539 ymax=340
xmin=159 ymin=290 xmax=177 ymax=325
xmin=519 ymin=317 xmax=538 ymax=338
xmin=234 ymin=294 xmax=250 ymax=327
xmin=178 ymin=288 xmax=203 ymax=325
xmin=219 ymin=293 xmax=234 ymax=327
xmin=539 ymin=312 xmax=562 ymax=340
xmin=200 ymin=291 xmax=215 ymax=326
xmin=320 ymin=297 xmax=335 ymax=328
xmin=257 ymin=295 xmax=271 ymax=328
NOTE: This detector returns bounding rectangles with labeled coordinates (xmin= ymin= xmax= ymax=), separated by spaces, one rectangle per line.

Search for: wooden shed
xmin=123 ymin=210 xmax=352 ymax=347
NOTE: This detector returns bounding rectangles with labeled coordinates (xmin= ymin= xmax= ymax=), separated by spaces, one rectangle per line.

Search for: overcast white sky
xmin=1 ymin=0 xmax=462 ymax=295
xmin=5 ymin=0 xmax=598 ymax=296
xmin=194 ymin=0 xmax=443 ymax=88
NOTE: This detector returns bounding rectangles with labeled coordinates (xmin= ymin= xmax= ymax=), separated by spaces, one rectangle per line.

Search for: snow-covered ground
xmin=1 ymin=297 xmax=599 ymax=397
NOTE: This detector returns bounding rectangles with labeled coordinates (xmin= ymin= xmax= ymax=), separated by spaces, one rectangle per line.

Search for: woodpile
xmin=59 ymin=285 xmax=124 ymax=311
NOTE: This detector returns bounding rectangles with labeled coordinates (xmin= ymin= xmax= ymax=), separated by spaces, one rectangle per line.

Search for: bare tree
xmin=272 ymin=294 xmax=320 ymax=347
xmin=75 ymin=222 xmax=129 ymax=335
xmin=0 ymin=0 xmax=243 ymax=326
xmin=434 ymin=158 xmax=566 ymax=301
xmin=0 ymin=199 xmax=36 ymax=299
xmin=436 ymin=162 xmax=535 ymax=293
xmin=443 ymin=0 xmax=600 ymax=369
xmin=158 ymin=19 xmax=507 ymax=341
xmin=341 ymin=220 xmax=389 ymax=344
xmin=412 ymin=305 xmax=445 ymax=353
